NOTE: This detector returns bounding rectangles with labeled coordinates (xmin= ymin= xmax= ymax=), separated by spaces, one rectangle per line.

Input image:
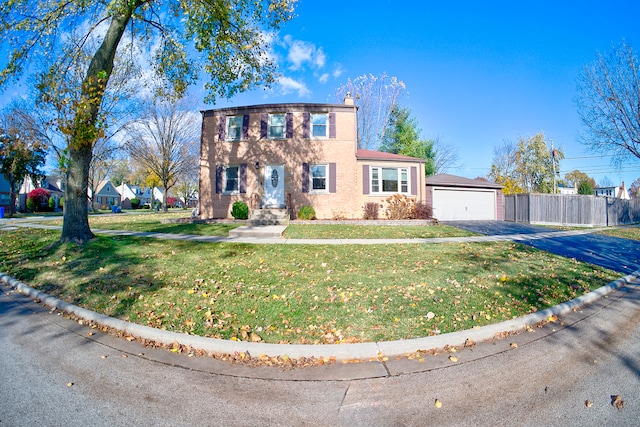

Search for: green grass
xmin=0 ymin=227 xmax=617 ymax=345
xmin=283 ymin=224 xmax=476 ymax=239
xmin=37 ymin=212 xmax=241 ymax=237
xmin=598 ymin=226 xmax=640 ymax=241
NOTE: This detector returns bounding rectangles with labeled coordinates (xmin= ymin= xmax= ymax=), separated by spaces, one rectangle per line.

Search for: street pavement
xmin=449 ymin=221 xmax=640 ymax=274
xmin=1 ymin=218 xmax=640 ymax=425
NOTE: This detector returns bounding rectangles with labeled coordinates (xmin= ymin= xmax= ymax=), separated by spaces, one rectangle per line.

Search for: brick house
xmin=198 ymin=96 xmax=427 ymax=220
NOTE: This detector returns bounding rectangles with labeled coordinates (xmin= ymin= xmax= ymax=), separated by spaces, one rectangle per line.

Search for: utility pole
xmin=551 ymin=142 xmax=557 ymax=194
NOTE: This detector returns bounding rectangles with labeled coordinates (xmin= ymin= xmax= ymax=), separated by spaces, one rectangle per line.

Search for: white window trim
xmin=268 ymin=113 xmax=286 ymax=140
xmin=223 ymin=165 xmax=240 ymax=195
xmin=309 ymin=163 xmax=330 ymax=194
xmin=310 ymin=113 xmax=329 ymax=139
xmin=226 ymin=116 xmax=243 ymax=142
xmin=369 ymin=166 xmax=410 ymax=195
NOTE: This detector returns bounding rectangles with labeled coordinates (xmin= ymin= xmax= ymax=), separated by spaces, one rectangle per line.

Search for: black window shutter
xmin=302 ymin=113 xmax=310 ymax=139
xmin=242 ymin=114 xmax=250 ymax=140
xmin=329 ymin=163 xmax=337 ymax=193
xmin=286 ymin=112 xmax=293 ymax=138
xmin=240 ymin=164 xmax=247 ymax=193
xmin=302 ymin=163 xmax=310 ymax=193
xmin=218 ymin=115 xmax=226 ymax=141
xmin=260 ymin=113 xmax=268 ymax=139
xmin=411 ymin=167 xmax=417 ymax=195
xmin=215 ymin=165 xmax=223 ymax=194
xmin=329 ymin=113 xmax=336 ymax=138
xmin=362 ymin=165 xmax=370 ymax=195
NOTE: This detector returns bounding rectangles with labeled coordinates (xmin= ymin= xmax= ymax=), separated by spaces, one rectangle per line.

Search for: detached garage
xmin=426 ymin=174 xmax=504 ymax=221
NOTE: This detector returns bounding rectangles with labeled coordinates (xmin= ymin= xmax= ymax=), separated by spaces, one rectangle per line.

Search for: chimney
xmin=344 ymin=92 xmax=354 ymax=106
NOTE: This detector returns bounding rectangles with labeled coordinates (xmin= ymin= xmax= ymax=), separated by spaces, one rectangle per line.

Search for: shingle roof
xmin=425 ymin=174 xmax=503 ymax=189
xmin=356 ymin=149 xmax=424 ymax=162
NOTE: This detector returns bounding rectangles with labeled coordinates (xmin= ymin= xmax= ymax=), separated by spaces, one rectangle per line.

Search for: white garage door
xmin=432 ymin=188 xmax=496 ymax=220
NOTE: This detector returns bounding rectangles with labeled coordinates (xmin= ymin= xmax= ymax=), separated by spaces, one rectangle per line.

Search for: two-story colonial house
xmin=198 ymin=96 xmax=427 ymax=220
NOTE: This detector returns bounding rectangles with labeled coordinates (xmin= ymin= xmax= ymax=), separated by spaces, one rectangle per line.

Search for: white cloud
xmin=332 ymin=64 xmax=344 ymax=79
xmin=287 ymin=40 xmax=315 ymax=70
xmin=278 ymin=76 xmax=311 ymax=97
xmin=318 ymin=73 xmax=329 ymax=84
xmin=314 ymin=48 xmax=326 ymax=68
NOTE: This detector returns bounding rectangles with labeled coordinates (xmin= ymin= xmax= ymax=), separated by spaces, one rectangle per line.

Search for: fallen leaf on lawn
xmin=434 ymin=399 xmax=442 ymax=408
xmin=611 ymin=395 xmax=625 ymax=410
xmin=585 ymin=400 xmax=593 ymax=408
xmin=250 ymin=332 xmax=262 ymax=342
xmin=426 ymin=312 xmax=435 ymax=320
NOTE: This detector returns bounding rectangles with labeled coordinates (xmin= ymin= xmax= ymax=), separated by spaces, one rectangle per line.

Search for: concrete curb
xmin=2 ymin=270 xmax=638 ymax=361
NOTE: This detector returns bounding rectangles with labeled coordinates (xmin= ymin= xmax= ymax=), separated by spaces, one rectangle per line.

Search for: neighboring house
xmin=557 ymin=184 xmax=577 ymax=195
xmin=425 ymin=174 xmax=504 ymax=221
xmin=19 ymin=175 xmax=64 ymax=211
xmin=594 ymin=182 xmax=630 ymax=200
xmin=0 ymin=174 xmax=10 ymax=214
xmin=90 ymin=180 xmax=121 ymax=208
xmin=198 ymin=97 xmax=427 ymax=219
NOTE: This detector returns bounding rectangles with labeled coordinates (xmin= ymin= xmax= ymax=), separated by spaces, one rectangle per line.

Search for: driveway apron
xmin=448 ymin=221 xmax=640 ymax=274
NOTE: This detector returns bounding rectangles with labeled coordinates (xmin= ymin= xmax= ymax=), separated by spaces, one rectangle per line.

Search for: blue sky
xmin=206 ymin=0 xmax=640 ymax=188
xmin=2 ymin=1 xmax=639 ymax=188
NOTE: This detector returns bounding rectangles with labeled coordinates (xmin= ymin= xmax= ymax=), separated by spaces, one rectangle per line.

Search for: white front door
xmin=263 ymin=164 xmax=285 ymax=208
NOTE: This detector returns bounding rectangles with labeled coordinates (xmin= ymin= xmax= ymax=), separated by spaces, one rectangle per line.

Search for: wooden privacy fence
xmin=503 ymin=194 xmax=640 ymax=226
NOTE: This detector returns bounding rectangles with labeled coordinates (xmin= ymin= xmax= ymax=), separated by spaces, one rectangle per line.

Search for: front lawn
xmin=598 ymin=226 xmax=640 ymax=241
xmin=0 ymin=227 xmax=617 ymax=344
xmin=283 ymin=224 xmax=476 ymax=239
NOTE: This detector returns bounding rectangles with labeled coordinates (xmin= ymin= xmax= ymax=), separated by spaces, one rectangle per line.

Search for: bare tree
xmin=335 ymin=73 xmax=406 ymax=150
xmin=124 ymin=100 xmax=199 ymax=212
xmin=576 ymin=41 xmax=640 ymax=167
xmin=432 ymin=136 xmax=461 ymax=175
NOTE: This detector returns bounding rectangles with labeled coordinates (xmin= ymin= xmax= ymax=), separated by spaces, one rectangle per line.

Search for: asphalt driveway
xmin=448 ymin=221 xmax=640 ymax=275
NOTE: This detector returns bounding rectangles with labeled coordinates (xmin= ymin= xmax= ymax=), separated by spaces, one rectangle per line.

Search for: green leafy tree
xmin=564 ymin=170 xmax=596 ymax=189
xmin=380 ymin=106 xmax=436 ymax=176
xmin=490 ymin=133 xmax=563 ymax=194
xmin=0 ymin=108 xmax=47 ymax=215
xmin=0 ymin=0 xmax=296 ymax=243
xmin=577 ymin=180 xmax=595 ymax=195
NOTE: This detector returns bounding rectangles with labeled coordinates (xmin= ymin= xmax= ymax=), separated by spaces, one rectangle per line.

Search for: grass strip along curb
xmin=2 ymin=270 xmax=638 ymax=363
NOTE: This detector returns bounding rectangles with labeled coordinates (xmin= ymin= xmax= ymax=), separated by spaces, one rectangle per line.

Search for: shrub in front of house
xmin=363 ymin=202 xmax=381 ymax=220
xmin=130 ymin=198 xmax=140 ymax=209
xmin=231 ymin=201 xmax=249 ymax=220
xmin=48 ymin=196 xmax=55 ymax=210
xmin=384 ymin=194 xmax=415 ymax=220
xmin=59 ymin=197 xmax=64 ymax=208
xmin=414 ymin=201 xmax=433 ymax=219
xmin=26 ymin=188 xmax=51 ymax=213
xmin=297 ymin=205 xmax=316 ymax=220
xmin=167 ymin=196 xmax=177 ymax=208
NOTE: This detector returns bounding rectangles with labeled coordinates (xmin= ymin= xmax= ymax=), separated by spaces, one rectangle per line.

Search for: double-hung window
xmin=224 ymin=166 xmax=239 ymax=193
xmin=226 ymin=116 xmax=243 ymax=141
xmin=310 ymin=164 xmax=328 ymax=192
xmin=370 ymin=167 xmax=409 ymax=194
xmin=268 ymin=113 xmax=285 ymax=139
xmin=311 ymin=113 xmax=328 ymax=138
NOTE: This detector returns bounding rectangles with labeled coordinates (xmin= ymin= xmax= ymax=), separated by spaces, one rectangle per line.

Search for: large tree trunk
xmin=60 ymin=5 xmax=136 ymax=244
